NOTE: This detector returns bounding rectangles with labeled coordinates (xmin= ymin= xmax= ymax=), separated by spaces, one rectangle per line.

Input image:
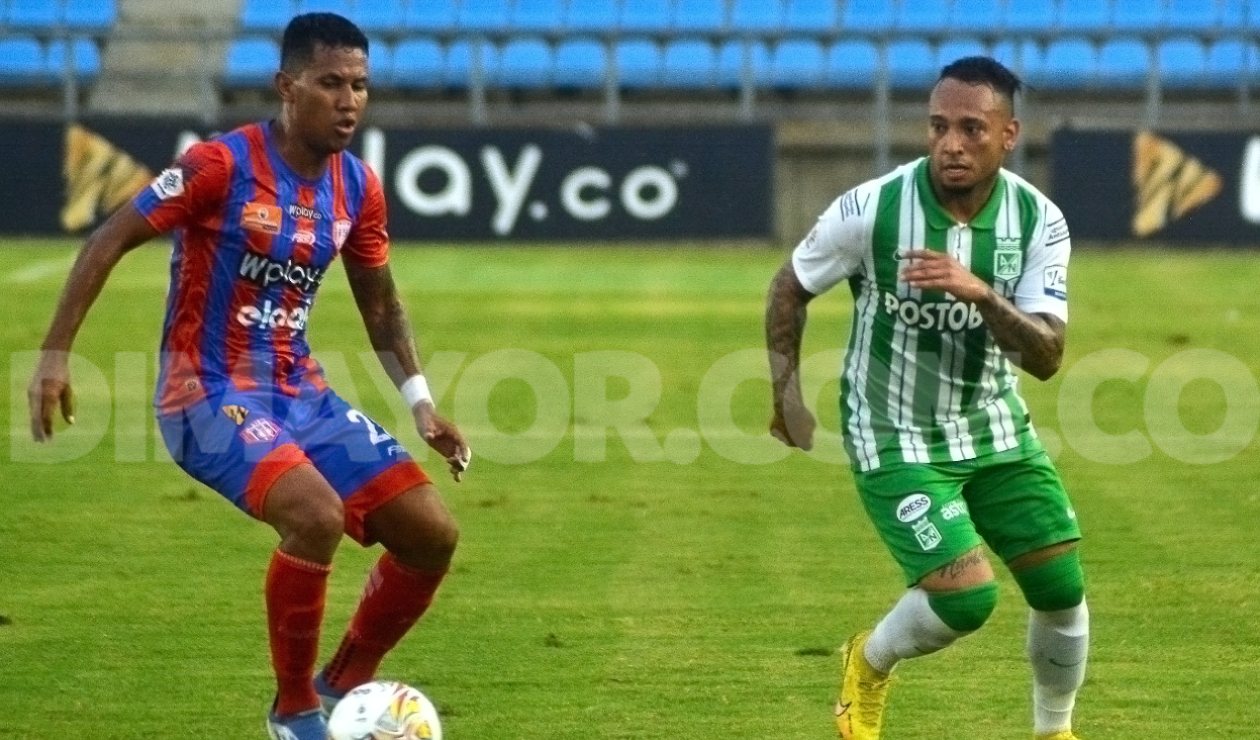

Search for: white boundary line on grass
xmin=3 ymin=256 xmax=75 ymax=285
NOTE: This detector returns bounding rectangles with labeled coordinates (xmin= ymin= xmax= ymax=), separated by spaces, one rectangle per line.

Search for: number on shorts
xmin=346 ymin=410 xmax=394 ymax=446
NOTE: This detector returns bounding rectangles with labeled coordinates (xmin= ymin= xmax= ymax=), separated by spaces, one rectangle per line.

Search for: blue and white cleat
xmin=314 ymin=672 xmax=347 ymax=720
xmin=266 ymin=705 xmax=328 ymax=740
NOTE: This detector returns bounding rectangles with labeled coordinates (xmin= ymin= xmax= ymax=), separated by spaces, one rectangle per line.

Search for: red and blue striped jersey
xmin=132 ymin=121 xmax=389 ymax=412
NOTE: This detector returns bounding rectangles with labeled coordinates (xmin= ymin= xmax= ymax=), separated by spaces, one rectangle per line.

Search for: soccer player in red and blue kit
xmin=28 ymin=14 xmax=470 ymax=740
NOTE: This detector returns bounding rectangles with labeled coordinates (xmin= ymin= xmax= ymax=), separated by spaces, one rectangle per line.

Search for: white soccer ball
xmin=326 ymin=680 xmax=443 ymax=740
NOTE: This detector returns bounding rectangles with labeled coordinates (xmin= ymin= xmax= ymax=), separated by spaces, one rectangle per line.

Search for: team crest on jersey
xmin=994 ymin=237 xmax=1022 ymax=281
xmin=241 ymin=417 xmax=281 ymax=444
xmin=333 ymin=219 xmax=352 ymax=249
xmin=242 ymin=202 xmax=282 ymax=235
xmin=221 ymin=404 xmax=249 ymax=425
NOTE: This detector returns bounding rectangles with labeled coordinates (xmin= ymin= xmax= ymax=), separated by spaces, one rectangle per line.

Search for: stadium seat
xmin=769 ymin=37 xmax=826 ymax=88
xmin=729 ymin=0 xmax=783 ymax=34
xmin=224 ymin=37 xmax=280 ymax=88
xmin=895 ymin=1 xmax=949 ymax=33
xmin=937 ymin=37 xmax=989 ymax=70
xmin=1111 ymin=0 xmax=1166 ymax=32
xmin=404 ymin=0 xmax=460 ymax=33
xmin=1002 ymin=0 xmax=1054 ymax=33
xmin=1166 ymin=0 xmax=1221 ymax=31
xmin=1096 ymin=37 xmax=1150 ymax=88
xmin=392 ymin=37 xmax=445 ymax=88
xmin=841 ymin=0 xmax=896 ymax=33
xmin=1055 ymin=0 xmax=1113 ymax=35
xmin=552 ymin=37 xmax=607 ymax=88
xmin=1157 ymin=37 xmax=1207 ymax=89
xmin=990 ymin=39 xmax=1042 ymax=81
xmin=296 ymin=0 xmax=351 ymax=15
xmin=672 ymin=0 xmax=728 ymax=33
xmin=7 ymin=0 xmax=61 ymax=29
xmin=824 ymin=39 xmax=878 ymax=89
xmin=783 ymin=0 xmax=839 ymax=34
xmin=365 ymin=37 xmax=392 ymax=82
xmin=512 ymin=0 xmax=568 ymax=33
xmin=0 ymin=36 xmax=47 ymax=86
xmin=1219 ymin=0 xmax=1250 ymax=30
xmin=1038 ymin=37 xmax=1095 ymax=88
xmin=619 ymin=0 xmax=673 ymax=34
xmin=458 ymin=0 xmax=513 ymax=34
xmin=660 ymin=37 xmax=717 ymax=88
xmin=564 ymin=0 xmax=618 ymax=33
xmin=613 ymin=37 xmax=662 ymax=88
xmin=716 ymin=38 xmax=770 ymax=88
xmin=1204 ymin=39 xmax=1256 ymax=88
xmin=64 ymin=0 xmax=118 ymax=32
xmin=494 ymin=36 xmax=552 ymax=87
xmin=886 ymin=38 xmax=936 ymax=89
xmin=445 ymin=38 xmax=500 ymax=87
xmin=240 ymin=0 xmax=296 ymax=33
xmin=948 ymin=0 xmax=1005 ymax=35
xmin=47 ymin=37 xmax=103 ymax=83
xmin=355 ymin=0 xmax=403 ymax=33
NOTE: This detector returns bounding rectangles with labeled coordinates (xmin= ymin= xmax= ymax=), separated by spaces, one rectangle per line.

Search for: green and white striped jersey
xmin=792 ymin=158 xmax=1071 ymax=472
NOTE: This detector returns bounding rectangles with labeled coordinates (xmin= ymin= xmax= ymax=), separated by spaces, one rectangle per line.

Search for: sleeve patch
xmin=1043 ymin=264 xmax=1068 ymax=299
xmin=1045 ymin=218 xmax=1070 ymax=244
xmin=150 ymin=167 xmax=185 ymax=200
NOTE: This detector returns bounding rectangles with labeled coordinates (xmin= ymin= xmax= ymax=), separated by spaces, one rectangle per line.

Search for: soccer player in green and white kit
xmin=765 ymin=57 xmax=1086 ymax=740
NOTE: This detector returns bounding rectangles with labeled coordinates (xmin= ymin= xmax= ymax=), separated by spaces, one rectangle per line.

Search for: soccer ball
xmin=326 ymin=680 xmax=443 ymax=740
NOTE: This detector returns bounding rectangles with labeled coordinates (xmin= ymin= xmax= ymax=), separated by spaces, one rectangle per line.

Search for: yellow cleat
xmin=1036 ymin=732 xmax=1082 ymax=740
xmin=835 ymin=630 xmax=891 ymax=740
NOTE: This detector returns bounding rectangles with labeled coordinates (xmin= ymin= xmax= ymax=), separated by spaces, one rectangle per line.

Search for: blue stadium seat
xmin=553 ymin=37 xmax=607 ymax=88
xmin=392 ymin=37 xmax=445 ymax=88
xmin=620 ymin=0 xmax=673 ymax=33
xmin=1055 ymin=0 xmax=1112 ymax=34
xmin=1111 ymin=0 xmax=1166 ymax=32
xmin=729 ymin=0 xmax=783 ymax=34
xmin=783 ymin=0 xmax=838 ymax=33
xmin=1204 ymin=39 xmax=1255 ymax=88
xmin=7 ymin=0 xmax=62 ymax=28
xmin=565 ymin=0 xmax=619 ymax=33
xmin=990 ymin=39 xmax=1042 ymax=81
xmin=613 ymin=38 xmax=662 ymax=88
xmin=1002 ymin=0 xmax=1054 ymax=33
xmin=949 ymin=0 xmax=1004 ymax=35
xmin=404 ymin=0 xmax=460 ymax=33
xmin=896 ymin=1 xmax=949 ymax=33
xmin=824 ymin=38 xmax=878 ymax=89
xmin=660 ymin=38 xmax=717 ymax=87
xmin=1219 ymin=0 xmax=1250 ymax=30
xmin=356 ymin=0 xmax=404 ymax=33
xmin=937 ymin=37 xmax=988 ymax=71
xmin=841 ymin=0 xmax=895 ymax=33
xmin=64 ymin=0 xmax=118 ymax=32
xmin=0 ymin=37 xmax=47 ymax=86
xmin=513 ymin=0 xmax=568 ymax=33
xmin=239 ymin=0 xmax=296 ymax=33
xmin=716 ymin=39 xmax=770 ymax=88
xmin=365 ymin=36 xmax=392 ymax=82
xmin=672 ymin=0 xmax=728 ymax=33
xmin=1157 ymin=37 xmax=1206 ymax=88
xmin=1166 ymin=0 xmax=1221 ymax=31
xmin=886 ymin=38 xmax=935 ymax=88
xmin=1096 ymin=37 xmax=1149 ymax=88
xmin=445 ymin=38 xmax=500 ymax=87
xmin=1038 ymin=37 xmax=1095 ymax=88
xmin=224 ymin=37 xmax=280 ymax=88
xmin=769 ymin=37 xmax=826 ymax=88
xmin=458 ymin=0 xmax=513 ymax=33
xmin=495 ymin=37 xmax=552 ymax=87
xmin=47 ymin=37 xmax=103 ymax=83
xmin=296 ymin=0 xmax=351 ymax=15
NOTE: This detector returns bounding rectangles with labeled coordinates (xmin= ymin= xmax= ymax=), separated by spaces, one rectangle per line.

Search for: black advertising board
xmin=0 ymin=119 xmax=774 ymax=240
xmin=1050 ymin=128 xmax=1260 ymax=245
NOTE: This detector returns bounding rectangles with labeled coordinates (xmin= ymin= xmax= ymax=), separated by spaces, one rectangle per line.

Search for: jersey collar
xmin=915 ymin=157 xmax=1004 ymax=231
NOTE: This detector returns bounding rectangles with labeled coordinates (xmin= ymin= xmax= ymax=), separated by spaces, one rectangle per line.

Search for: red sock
xmin=323 ymin=553 xmax=447 ymax=693
xmin=266 ymin=549 xmax=331 ymax=716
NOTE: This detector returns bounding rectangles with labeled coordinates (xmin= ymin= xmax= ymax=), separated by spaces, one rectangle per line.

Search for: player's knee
xmin=289 ymin=495 xmax=345 ymax=551
xmin=928 ymin=582 xmax=1000 ymax=633
xmin=1012 ymin=548 xmax=1085 ymax=612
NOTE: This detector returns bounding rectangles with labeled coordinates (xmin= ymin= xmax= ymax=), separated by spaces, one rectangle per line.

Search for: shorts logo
xmin=896 ymin=493 xmax=932 ymax=523
xmin=150 ymin=167 xmax=185 ymax=200
xmin=242 ymin=202 xmax=282 ymax=235
xmin=333 ymin=219 xmax=352 ymax=249
xmin=912 ymin=519 xmax=942 ymax=551
xmin=240 ymin=418 xmax=281 ymax=444
xmin=221 ymin=404 xmax=249 ymax=425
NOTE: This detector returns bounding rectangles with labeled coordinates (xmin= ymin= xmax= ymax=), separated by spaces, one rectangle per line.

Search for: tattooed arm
xmin=765 ymin=260 xmax=818 ymax=449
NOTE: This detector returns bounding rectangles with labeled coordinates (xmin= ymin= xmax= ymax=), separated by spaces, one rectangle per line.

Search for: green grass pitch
xmin=1 ymin=240 xmax=1259 ymax=737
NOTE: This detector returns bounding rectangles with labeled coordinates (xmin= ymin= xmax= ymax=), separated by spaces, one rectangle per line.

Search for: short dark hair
xmin=280 ymin=12 xmax=368 ymax=73
xmin=937 ymin=56 xmax=1023 ymax=113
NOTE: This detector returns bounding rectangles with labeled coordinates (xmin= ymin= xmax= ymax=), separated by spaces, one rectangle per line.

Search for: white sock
xmin=1028 ymin=599 xmax=1089 ymax=735
xmin=863 ymin=587 xmax=966 ymax=674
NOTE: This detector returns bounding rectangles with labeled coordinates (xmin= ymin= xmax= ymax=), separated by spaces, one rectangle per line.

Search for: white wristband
xmin=400 ymin=374 xmax=433 ymax=409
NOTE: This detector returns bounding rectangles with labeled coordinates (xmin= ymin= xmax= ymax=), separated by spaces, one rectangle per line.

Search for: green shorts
xmin=852 ymin=447 xmax=1082 ymax=586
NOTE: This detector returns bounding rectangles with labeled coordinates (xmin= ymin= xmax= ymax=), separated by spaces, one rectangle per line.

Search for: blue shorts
xmin=157 ymin=385 xmax=430 ymax=544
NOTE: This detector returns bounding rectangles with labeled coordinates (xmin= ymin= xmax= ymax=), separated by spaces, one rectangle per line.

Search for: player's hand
xmin=770 ymin=395 xmax=815 ymax=450
xmin=900 ymin=249 xmax=990 ymax=302
xmin=413 ymin=401 xmax=472 ymax=482
xmin=28 ymin=351 xmax=76 ymax=442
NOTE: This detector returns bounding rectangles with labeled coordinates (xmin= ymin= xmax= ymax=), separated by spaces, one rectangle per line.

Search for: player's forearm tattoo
xmin=351 ymin=266 xmax=423 ymax=383
xmin=975 ymin=289 xmax=1065 ymax=381
xmin=765 ymin=262 xmax=814 ymax=408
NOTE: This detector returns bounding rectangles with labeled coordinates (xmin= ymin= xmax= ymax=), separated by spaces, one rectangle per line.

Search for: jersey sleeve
xmin=790 ymin=184 xmax=872 ymax=295
xmin=1013 ymin=200 xmax=1070 ymax=322
xmin=131 ymin=141 xmax=231 ymax=233
xmin=341 ymin=167 xmax=390 ymax=268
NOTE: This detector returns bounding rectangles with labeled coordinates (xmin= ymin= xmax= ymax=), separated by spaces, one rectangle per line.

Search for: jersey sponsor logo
xmin=241 ymin=201 xmax=282 ymax=235
xmin=333 ymin=219 xmax=352 ymax=249
xmin=240 ymin=417 xmax=281 ymax=444
xmin=236 ymin=300 xmax=309 ymax=331
xmin=1043 ymin=264 xmax=1068 ymax=300
xmin=238 ymin=252 xmax=325 ymax=293
xmin=150 ymin=167 xmax=185 ymax=200
xmin=895 ymin=493 xmax=932 ymax=523
xmin=994 ymin=237 xmax=1022 ymax=281
xmin=940 ymin=501 xmax=968 ymax=521
xmin=1045 ymin=218 xmax=1070 ymax=244
xmin=220 ymin=404 xmax=248 ymax=425
xmin=287 ymin=204 xmax=324 ymax=221
xmin=883 ymin=293 xmax=983 ymax=333
xmin=291 ymin=229 xmax=316 ymax=245
xmin=838 ymin=187 xmax=868 ymax=221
